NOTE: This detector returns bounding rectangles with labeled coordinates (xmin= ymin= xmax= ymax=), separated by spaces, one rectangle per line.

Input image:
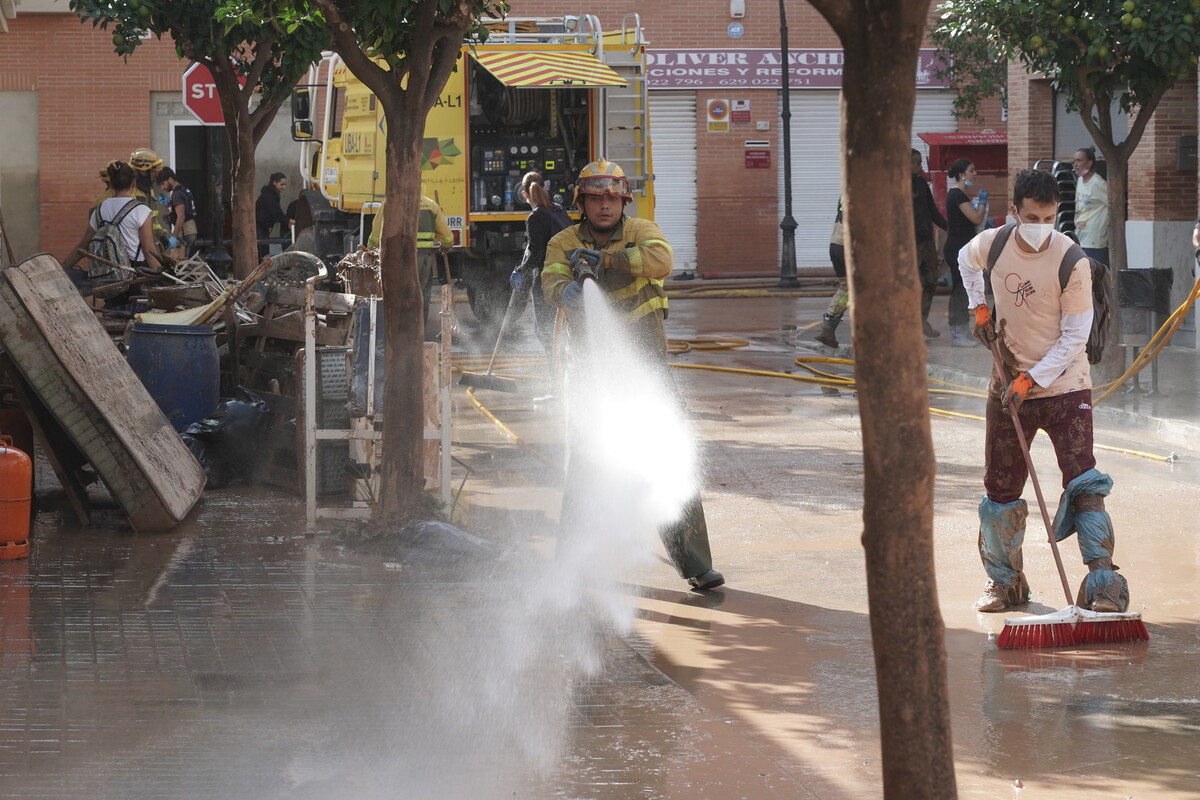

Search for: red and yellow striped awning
xmin=471 ymin=51 xmax=627 ymax=88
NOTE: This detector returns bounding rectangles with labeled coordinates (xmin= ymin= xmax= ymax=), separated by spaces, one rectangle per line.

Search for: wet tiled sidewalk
xmin=0 ymin=487 xmax=788 ymax=799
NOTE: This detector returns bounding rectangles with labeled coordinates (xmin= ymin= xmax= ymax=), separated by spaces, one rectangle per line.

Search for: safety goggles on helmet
xmin=577 ymin=174 xmax=631 ymax=198
xmin=129 ymin=148 xmax=163 ymax=172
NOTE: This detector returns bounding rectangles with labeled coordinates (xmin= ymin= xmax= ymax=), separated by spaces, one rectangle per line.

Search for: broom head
xmin=996 ymin=605 xmax=1149 ymax=650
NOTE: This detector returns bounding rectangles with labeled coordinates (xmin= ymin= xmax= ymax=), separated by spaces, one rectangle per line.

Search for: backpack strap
xmin=984 ymin=223 xmax=1017 ymax=278
xmin=1058 ymin=243 xmax=1087 ymax=291
xmin=111 ymin=198 xmax=141 ymax=226
xmin=111 ymin=199 xmax=144 ymax=263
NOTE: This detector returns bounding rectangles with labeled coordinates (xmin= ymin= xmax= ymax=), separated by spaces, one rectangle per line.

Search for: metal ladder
xmin=598 ymin=15 xmax=651 ymax=203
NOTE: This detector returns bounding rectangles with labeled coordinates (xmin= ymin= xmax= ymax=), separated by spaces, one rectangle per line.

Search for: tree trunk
xmin=211 ymin=61 xmax=261 ymax=280
xmin=376 ymin=105 xmax=427 ymax=517
xmin=809 ymin=0 xmax=958 ymax=796
xmin=227 ymin=107 xmax=259 ymax=280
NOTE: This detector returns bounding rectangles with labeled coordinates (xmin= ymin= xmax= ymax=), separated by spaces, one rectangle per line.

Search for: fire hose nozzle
xmin=569 ymin=248 xmax=602 ymax=283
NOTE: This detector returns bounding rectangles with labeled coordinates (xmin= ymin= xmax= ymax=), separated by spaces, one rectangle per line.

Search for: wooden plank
xmin=7 ymin=365 xmax=91 ymax=526
xmin=264 ymin=284 xmax=357 ymax=314
xmin=241 ymin=316 xmax=348 ymax=346
xmin=0 ymin=255 xmax=206 ymax=531
xmin=423 ymin=342 xmax=439 ymax=490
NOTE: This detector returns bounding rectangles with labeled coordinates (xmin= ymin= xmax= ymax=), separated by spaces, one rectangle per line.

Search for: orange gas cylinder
xmin=0 ymin=434 xmax=32 ymax=559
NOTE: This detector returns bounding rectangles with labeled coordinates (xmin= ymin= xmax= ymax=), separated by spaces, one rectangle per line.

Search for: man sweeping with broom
xmin=958 ymin=168 xmax=1131 ymax=621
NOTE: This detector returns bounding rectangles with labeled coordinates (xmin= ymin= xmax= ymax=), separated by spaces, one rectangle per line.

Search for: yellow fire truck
xmin=290 ymin=14 xmax=654 ymax=324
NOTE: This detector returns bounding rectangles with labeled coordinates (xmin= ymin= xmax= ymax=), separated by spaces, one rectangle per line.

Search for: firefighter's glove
xmin=972 ymin=305 xmax=996 ymax=347
xmin=568 ymin=248 xmax=603 ymax=281
xmin=509 ymin=268 xmax=530 ymax=294
xmin=561 ymin=281 xmax=584 ymax=309
xmin=1002 ymin=372 xmax=1035 ymax=409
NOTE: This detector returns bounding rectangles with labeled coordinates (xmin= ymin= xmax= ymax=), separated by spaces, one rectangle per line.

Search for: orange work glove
xmin=1002 ymin=372 xmax=1034 ymax=409
xmin=972 ymin=305 xmax=996 ymax=346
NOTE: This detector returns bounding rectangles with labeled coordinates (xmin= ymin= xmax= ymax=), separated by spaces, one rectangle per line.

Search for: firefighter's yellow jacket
xmin=367 ymin=195 xmax=453 ymax=251
xmin=542 ymin=216 xmax=674 ymax=352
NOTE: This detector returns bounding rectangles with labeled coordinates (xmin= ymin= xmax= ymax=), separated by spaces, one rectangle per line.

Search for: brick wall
xmin=1127 ymin=79 xmax=1198 ymax=222
xmin=695 ymin=91 xmax=780 ymax=275
xmin=3 ymin=14 xmax=181 ymax=259
xmin=1004 ymin=63 xmax=1054 ymax=183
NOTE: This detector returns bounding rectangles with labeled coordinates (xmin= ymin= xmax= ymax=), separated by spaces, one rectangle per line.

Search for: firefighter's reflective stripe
xmin=417 ymin=207 xmax=438 ymax=249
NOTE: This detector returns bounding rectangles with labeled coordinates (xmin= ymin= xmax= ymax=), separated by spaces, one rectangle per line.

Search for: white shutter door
xmin=648 ymin=92 xmax=698 ymax=273
xmin=777 ymin=91 xmax=842 ymax=267
xmin=777 ymin=90 xmax=959 ymax=267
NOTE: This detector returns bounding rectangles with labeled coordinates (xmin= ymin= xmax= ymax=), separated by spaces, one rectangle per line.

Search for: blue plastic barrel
xmin=126 ymin=323 xmax=219 ymax=431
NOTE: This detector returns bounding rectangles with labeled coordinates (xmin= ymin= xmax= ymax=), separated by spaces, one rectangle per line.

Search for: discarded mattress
xmin=0 ymin=254 xmax=205 ymax=531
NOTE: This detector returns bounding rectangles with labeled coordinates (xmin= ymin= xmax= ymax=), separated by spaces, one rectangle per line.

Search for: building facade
xmin=2 ymin=0 xmax=1011 ymax=276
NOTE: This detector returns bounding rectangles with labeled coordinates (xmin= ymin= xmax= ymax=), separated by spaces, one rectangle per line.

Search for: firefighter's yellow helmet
xmin=129 ymin=147 xmax=163 ymax=172
xmin=573 ymin=159 xmax=632 ymax=206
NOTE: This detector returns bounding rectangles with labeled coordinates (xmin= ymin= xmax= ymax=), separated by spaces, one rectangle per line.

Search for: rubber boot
xmin=1075 ymin=558 xmax=1129 ymax=613
xmin=815 ymin=312 xmax=842 ymax=348
xmin=920 ymin=292 xmax=940 ymax=338
xmin=975 ymin=496 xmax=1032 ymax=612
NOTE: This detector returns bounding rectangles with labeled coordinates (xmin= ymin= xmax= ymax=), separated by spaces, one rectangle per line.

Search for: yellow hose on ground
xmin=458 ymin=333 xmax=1179 ymax=465
xmin=1094 ymin=270 xmax=1200 ymax=404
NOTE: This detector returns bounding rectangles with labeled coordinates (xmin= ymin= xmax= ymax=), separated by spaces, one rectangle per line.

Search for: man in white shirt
xmin=958 ymin=168 xmax=1128 ymax=615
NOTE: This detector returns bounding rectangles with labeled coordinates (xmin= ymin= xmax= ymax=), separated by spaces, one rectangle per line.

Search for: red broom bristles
xmin=1074 ymin=618 xmax=1150 ymax=645
xmin=996 ymin=621 xmax=1077 ymax=650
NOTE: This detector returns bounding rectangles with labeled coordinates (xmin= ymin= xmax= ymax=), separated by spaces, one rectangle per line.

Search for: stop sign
xmin=181 ymin=63 xmax=246 ymax=125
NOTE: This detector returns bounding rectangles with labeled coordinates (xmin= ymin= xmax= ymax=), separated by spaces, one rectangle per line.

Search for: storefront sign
xmin=745 ymin=149 xmax=770 ymax=169
xmin=706 ymin=98 xmax=730 ymax=133
xmin=731 ymin=98 xmax=751 ymax=125
xmin=647 ymin=48 xmax=948 ymax=90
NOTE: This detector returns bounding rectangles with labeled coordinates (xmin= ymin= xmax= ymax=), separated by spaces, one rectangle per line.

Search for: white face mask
xmin=1017 ymin=222 xmax=1054 ymax=249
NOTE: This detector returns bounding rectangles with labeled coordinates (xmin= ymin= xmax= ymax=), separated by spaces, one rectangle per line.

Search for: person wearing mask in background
xmin=63 ymin=160 xmax=163 ymax=295
xmin=912 ymin=149 xmax=949 ymax=340
xmin=157 ymin=168 xmax=198 ymax=259
xmin=509 ymin=171 xmax=573 ymax=353
xmin=814 ymin=197 xmax=849 ymax=349
xmin=1073 ymin=146 xmax=1109 ymax=266
xmin=256 ymin=173 xmax=290 ymax=260
xmin=367 ymin=194 xmax=454 ymax=325
xmin=943 ymin=158 xmax=990 ymax=346
xmin=542 ymin=159 xmax=725 ymax=593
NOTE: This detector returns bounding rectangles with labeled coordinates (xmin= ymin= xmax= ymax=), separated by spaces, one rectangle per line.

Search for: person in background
xmin=943 ymin=158 xmax=990 ymax=346
xmin=1073 ymin=146 xmax=1109 ymax=265
xmin=90 ymin=163 xmax=116 ymax=211
xmin=157 ymin=168 xmax=198 ymax=259
xmin=543 ymin=159 xmax=724 ymax=593
xmin=367 ymin=194 xmax=453 ymax=324
xmin=814 ymin=197 xmax=848 ymax=349
xmin=128 ymin=147 xmax=169 ymax=243
xmin=62 ymin=160 xmax=163 ymax=293
xmin=912 ymin=149 xmax=949 ymax=339
xmin=256 ymin=173 xmax=290 ymax=260
xmin=509 ymin=170 xmax=573 ymax=352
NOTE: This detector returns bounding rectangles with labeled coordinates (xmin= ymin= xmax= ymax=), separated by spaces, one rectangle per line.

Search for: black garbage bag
xmin=180 ymin=387 xmax=274 ymax=489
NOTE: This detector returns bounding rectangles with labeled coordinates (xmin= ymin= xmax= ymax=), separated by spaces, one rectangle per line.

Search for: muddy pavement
xmin=2 ymin=294 xmax=1198 ymax=799
xmin=466 ymin=295 xmax=1200 ymax=799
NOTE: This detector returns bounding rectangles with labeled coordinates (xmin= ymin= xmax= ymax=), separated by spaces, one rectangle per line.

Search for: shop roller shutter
xmin=776 ymin=90 xmax=958 ymax=267
xmin=648 ymin=92 xmax=698 ymax=274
